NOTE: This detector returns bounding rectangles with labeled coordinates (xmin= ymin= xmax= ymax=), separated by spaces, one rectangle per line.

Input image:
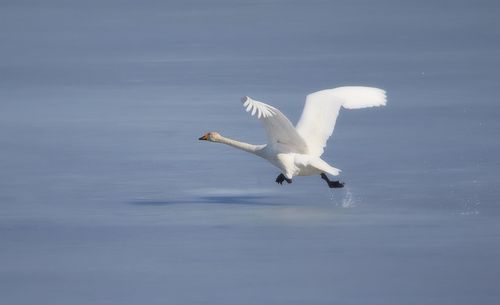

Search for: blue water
xmin=1 ymin=1 xmax=500 ymax=304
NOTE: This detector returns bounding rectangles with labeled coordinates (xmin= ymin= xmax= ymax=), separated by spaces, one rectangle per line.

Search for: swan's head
xmin=198 ymin=131 xmax=222 ymax=142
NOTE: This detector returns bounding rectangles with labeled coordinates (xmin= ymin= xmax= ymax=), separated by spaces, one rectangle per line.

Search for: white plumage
xmin=199 ymin=86 xmax=386 ymax=188
xmin=241 ymin=96 xmax=309 ymax=154
xmin=296 ymin=86 xmax=387 ymax=156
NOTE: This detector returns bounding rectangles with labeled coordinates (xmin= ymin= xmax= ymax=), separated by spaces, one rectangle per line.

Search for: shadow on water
xmin=130 ymin=200 xmax=181 ymax=206
xmin=130 ymin=195 xmax=280 ymax=206
xmin=199 ymin=195 xmax=279 ymax=205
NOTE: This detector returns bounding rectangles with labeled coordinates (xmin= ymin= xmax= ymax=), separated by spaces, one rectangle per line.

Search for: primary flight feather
xmin=199 ymin=86 xmax=387 ymax=188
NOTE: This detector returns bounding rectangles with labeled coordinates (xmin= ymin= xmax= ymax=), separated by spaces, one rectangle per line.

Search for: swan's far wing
xmin=296 ymin=86 xmax=387 ymax=156
xmin=242 ymin=96 xmax=309 ymax=153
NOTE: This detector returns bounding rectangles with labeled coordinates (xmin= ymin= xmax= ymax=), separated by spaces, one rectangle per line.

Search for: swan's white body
xmin=201 ymin=86 xmax=386 ymax=182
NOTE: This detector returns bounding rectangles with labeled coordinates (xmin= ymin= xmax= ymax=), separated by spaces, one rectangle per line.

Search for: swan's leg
xmin=320 ymin=173 xmax=344 ymax=188
xmin=275 ymin=173 xmax=292 ymax=185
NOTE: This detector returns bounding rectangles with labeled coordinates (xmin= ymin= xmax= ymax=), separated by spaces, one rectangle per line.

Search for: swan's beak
xmin=198 ymin=134 xmax=208 ymax=141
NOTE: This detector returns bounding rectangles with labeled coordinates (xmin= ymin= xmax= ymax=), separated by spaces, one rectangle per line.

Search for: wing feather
xmin=241 ymin=96 xmax=308 ymax=153
xmin=295 ymin=86 xmax=387 ymax=156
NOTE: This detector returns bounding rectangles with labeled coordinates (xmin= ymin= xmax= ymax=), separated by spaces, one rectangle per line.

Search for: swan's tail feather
xmin=310 ymin=158 xmax=341 ymax=176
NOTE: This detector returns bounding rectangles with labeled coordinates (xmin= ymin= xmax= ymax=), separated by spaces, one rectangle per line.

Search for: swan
xmin=199 ymin=86 xmax=387 ymax=188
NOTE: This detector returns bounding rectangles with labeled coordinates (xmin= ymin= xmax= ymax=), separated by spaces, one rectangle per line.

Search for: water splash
xmin=330 ymin=187 xmax=357 ymax=208
xmin=341 ymin=187 xmax=356 ymax=208
xmin=458 ymin=180 xmax=481 ymax=216
xmin=460 ymin=200 xmax=480 ymax=216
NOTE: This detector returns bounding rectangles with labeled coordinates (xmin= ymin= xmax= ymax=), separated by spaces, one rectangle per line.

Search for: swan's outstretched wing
xmin=242 ymin=96 xmax=309 ymax=153
xmin=296 ymin=86 xmax=387 ymax=156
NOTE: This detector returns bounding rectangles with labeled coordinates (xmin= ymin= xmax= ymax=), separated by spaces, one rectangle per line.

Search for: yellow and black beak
xmin=198 ymin=134 xmax=208 ymax=141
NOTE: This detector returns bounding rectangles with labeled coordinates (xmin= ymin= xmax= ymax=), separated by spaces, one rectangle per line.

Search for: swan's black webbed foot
xmin=320 ymin=173 xmax=344 ymax=189
xmin=328 ymin=180 xmax=345 ymax=188
xmin=275 ymin=173 xmax=292 ymax=185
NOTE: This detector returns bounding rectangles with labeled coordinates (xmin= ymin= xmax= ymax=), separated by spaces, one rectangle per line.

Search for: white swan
xmin=199 ymin=86 xmax=387 ymax=188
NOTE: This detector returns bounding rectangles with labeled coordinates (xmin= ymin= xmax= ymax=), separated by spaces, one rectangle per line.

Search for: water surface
xmin=1 ymin=1 xmax=499 ymax=304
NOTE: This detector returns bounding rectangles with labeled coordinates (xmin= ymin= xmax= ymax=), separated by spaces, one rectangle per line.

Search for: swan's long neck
xmin=217 ymin=136 xmax=265 ymax=157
